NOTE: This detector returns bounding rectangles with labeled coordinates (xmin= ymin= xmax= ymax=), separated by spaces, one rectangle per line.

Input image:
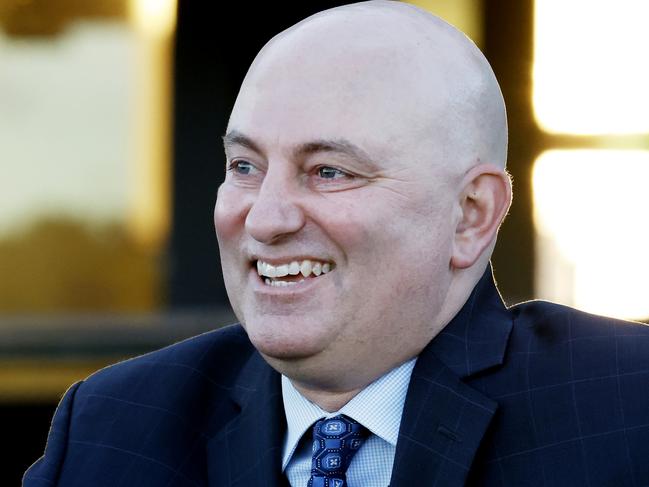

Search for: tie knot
xmin=308 ymin=415 xmax=368 ymax=487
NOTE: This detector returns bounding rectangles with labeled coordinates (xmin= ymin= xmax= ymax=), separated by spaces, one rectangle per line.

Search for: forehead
xmin=230 ymin=52 xmax=447 ymax=165
xmin=224 ymin=7 xmax=486 ymax=176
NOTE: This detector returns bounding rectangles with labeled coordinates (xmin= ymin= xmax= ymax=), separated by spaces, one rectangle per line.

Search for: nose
xmin=245 ymin=172 xmax=306 ymax=244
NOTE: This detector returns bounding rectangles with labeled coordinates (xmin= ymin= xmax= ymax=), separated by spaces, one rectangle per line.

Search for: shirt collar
xmin=281 ymin=357 xmax=417 ymax=470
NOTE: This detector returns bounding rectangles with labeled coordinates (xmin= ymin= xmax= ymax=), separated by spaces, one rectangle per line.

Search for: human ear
xmin=451 ymin=164 xmax=512 ymax=269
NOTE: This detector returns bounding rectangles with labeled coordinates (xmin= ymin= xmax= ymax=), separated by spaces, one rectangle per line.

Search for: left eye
xmin=317 ymin=166 xmax=347 ymax=179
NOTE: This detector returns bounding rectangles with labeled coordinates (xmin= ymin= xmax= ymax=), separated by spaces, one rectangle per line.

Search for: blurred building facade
xmin=1 ymin=0 xmax=648 ymax=482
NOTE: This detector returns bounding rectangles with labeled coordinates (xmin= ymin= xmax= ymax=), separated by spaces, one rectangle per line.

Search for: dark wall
xmin=483 ymin=0 xmax=536 ymax=304
xmin=5 ymin=403 xmax=57 ymax=484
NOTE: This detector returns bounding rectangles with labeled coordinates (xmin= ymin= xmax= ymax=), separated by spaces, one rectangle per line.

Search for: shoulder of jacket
xmin=509 ymin=299 xmax=649 ymax=342
xmin=78 ymin=323 xmax=255 ymax=393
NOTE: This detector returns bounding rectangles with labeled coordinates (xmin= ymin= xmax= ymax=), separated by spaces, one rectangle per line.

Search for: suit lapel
xmin=206 ymin=352 xmax=287 ymax=487
xmin=390 ymin=265 xmax=513 ymax=487
xmin=389 ymin=354 xmax=498 ymax=487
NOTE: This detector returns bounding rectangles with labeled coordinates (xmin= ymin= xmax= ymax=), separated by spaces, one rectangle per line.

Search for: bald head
xmin=216 ymin=2 xmax=513 ymax=397
xmin=230 ymin=1 xmax=508 ymax=177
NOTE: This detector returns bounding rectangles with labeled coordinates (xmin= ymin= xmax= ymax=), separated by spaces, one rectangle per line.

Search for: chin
xmin=243 ymin=319 xmax=330 ymax=362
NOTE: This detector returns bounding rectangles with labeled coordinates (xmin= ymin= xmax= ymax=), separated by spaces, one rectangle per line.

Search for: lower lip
xmin=249 ymin=268 xmax=328 ymax=296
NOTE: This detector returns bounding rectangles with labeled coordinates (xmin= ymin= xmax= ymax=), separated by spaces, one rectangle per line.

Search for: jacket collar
xmin=389 ymin=264 xmax=513 ymax=487
xmin=430 ymin=263 xmax=513 ymax=378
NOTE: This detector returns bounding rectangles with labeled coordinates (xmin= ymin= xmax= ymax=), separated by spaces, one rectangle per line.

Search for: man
xmin=25 ymin=2 xmax=649 ymax=486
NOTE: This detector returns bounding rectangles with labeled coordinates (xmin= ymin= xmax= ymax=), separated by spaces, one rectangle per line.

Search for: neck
xmin=290 ymin=380 xmax=363 ymax=412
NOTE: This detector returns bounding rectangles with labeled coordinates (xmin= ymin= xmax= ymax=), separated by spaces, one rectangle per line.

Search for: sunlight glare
xmin=533 ymin=149 xmax=649 ymax=320
xmin=534 ymin=0 xmax=649 ymax=134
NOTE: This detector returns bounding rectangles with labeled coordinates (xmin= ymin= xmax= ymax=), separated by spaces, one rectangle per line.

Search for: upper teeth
xmin=257 ymin=259 xmax=332 ymax=278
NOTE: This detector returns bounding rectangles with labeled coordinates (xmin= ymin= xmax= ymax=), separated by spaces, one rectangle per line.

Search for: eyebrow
xmin=222 ymin=130 xmax=380 ymax=171
xmin=222 ymin=131 xmax=262 ymax=153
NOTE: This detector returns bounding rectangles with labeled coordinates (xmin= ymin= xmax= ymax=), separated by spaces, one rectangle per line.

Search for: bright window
xmin=533 ymin=0 xmax=649 ymax=135
xmin=533 ymin=150 xmax=649 ymax=320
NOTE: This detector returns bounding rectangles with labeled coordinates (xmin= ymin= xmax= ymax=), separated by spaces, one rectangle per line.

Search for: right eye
xmin=228 ymin=160 xmax=257 ymax=175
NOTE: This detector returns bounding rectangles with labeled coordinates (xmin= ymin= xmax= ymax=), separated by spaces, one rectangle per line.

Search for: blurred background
xmin=1 ymin=0 xmax=648 ymax=482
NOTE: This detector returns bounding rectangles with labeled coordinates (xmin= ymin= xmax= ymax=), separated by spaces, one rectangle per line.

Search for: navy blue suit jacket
xmin=24 ymin=268 xmax=649 ymax=486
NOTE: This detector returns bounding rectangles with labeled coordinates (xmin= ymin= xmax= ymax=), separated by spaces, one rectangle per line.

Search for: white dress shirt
xmin=281 ymin=358 xmax=417 ymax=487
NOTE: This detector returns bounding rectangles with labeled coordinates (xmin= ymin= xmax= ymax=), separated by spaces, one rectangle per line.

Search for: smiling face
xmin=214 ymin=3 xmax=508 ymax=390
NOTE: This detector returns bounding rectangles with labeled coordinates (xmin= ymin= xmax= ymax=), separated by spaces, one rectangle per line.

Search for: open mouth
xmin=255 ymin=259 xmax=334 ymax=287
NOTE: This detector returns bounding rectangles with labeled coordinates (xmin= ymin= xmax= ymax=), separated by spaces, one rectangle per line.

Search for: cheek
xmin=314 ymin=198 xmax=422 ymax=269
xmin=214 ymin=185 xmax=247 ymax=243
xmin=309 ymin=198 xmax=373 ymax=250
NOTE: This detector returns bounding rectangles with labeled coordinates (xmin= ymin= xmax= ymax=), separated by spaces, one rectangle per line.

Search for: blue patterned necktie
xmin=307 ymin=415 xmax=369 ymax=487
